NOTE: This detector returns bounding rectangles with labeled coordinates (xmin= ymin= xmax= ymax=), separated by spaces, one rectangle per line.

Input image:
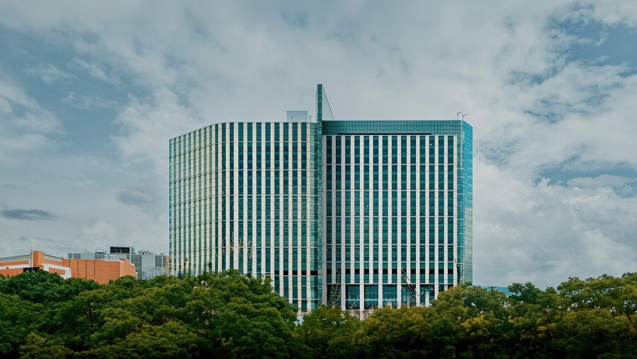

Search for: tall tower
xmin=321 ymin=118 xmax=472 ymax=310
xmin=169 ymin=85 xmax=472 ymax=312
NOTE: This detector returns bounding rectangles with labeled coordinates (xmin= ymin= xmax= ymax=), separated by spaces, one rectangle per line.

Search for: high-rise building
xmin=169 ymin=85 xmax=472 ymax=312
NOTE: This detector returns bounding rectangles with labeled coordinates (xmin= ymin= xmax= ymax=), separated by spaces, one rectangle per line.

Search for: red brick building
xmin=0 ymin=250 xmax=136 ymax=284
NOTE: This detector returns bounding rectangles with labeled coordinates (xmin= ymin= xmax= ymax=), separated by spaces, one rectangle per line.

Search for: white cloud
xmin=568 ymin=174 xmax=637 ymax=189
xmin=61 ymin=92 xmax=118 ymax=110
xmin=0 ymin=154 xmax=169 ymax=257
xmin=15 ymin=111 xmax=61 ymax=133
xmin=0 ymin=97 xmax=11 ymax=114
xmin=112 ymin=88 xmax=205 ymax=174
xmin=0 ymin=75 xmax=62 ymax=161
xmin=70 ymin=58 xmax=123 ymax=86
xmin=501 ymin=70 xmax=637 ymax=175
xmin=0 ymin=78 xmax=34 ymax=108
xmin=24 ymin=63 xmax=74 ymax=84
xmin=1 ymin=1 xmax=637 ymax=287
xmin=115 ymin=184 xmax=162 ymax=217
xmin=80 ymin=217 xmax=117 ymax=241
xmin=568 ymin=1 xmax=637 ymax=27
xmin=474 ymin=157 xmax=637 ymax=288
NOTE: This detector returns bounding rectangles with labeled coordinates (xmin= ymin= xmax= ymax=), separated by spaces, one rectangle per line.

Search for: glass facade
xmin=169 ymin=120 xmax=322 ymax=311
xmin=169 ymin=84 xmax=473 ymax=312
xmin=321 ymin=120 xmax=472 ymax=309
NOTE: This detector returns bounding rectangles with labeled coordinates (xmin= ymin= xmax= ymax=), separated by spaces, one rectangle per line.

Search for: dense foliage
xmin=1 ymin=271 xmax=637 ymax=358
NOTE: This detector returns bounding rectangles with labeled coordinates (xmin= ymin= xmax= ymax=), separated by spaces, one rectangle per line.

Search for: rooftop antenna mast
xmin=456 ymin=111 xmax=463 ymax=120
xmin=462 ymin=113 xmax=469 ymax=120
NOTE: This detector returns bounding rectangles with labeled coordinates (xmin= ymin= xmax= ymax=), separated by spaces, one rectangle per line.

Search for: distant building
xmin=0 ymin=250 xmax=136 ymax=284
xmin=485 ymin=286 xmax=510 ymax=296
xmin=68 ymin=246 xmax=168 ymax=280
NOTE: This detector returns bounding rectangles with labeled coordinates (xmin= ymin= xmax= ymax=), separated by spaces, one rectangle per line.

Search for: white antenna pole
xmin=456 ymin=111 xmax=463 ymax=120
xmin=462 ymin=114 xmax=469 ymax=120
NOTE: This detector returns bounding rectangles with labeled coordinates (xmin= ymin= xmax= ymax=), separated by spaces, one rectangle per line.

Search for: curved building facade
xmin=169 ymin=85 xmax=472 ymax=312
xmin=169 ymin=115 xmax=323 ymax=310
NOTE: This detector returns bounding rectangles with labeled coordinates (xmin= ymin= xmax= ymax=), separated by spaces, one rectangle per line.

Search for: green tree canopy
xmin=2 ymin=271 xmax=637 ymax=358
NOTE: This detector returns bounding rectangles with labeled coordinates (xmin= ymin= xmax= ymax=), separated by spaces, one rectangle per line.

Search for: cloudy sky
xmin=1 ymin=1 xmax=637 ymax=288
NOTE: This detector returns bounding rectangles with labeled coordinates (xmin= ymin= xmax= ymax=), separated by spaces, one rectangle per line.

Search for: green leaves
xmin=3 ymin=271 xmax=637 ymax=358
xmin=296 ymin=276 xmax=637 ymax=359
xmin=0 ymin=271 xmax=299 ymax=358
xmin=19 ymin=332 xmax=73 ymax=359
xmin=295 ymin=305 xmax=361 ymax=359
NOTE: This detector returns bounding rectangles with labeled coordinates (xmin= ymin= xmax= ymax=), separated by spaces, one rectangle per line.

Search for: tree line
xmin=1 ymin=270 xmax=637 ymax=358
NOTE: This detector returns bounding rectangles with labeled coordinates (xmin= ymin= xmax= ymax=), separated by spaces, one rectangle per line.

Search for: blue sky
xmin=1 ymin=1 xmax=637 ymax=288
